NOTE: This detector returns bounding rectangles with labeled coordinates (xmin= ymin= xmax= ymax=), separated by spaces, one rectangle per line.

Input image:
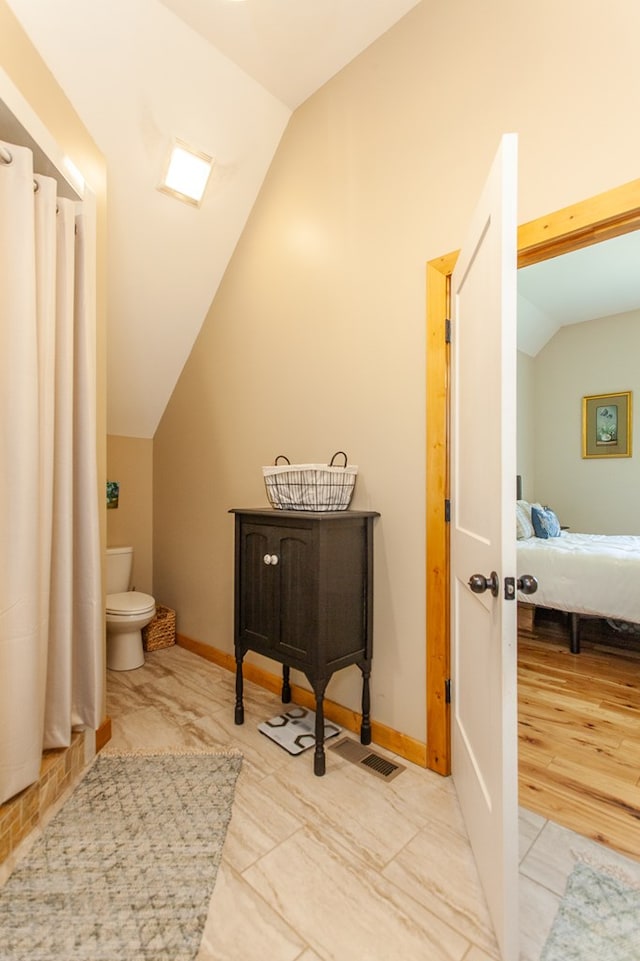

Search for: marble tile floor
xmin=64 ymin=645 xmax=640 ymax=958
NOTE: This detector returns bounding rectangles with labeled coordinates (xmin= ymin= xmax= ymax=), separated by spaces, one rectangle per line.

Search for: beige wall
xmin=531 ymin=309 xmax=640 ymax=534
xmin=517 ymin=351 xmax=536 ymax=501
xmin=107 ymin=435 xmax=153 ymax=594
xmin=0 ymin=0 xmax=108 ymax=721
xmin=154 ymin=0 xmax=640 ymax=743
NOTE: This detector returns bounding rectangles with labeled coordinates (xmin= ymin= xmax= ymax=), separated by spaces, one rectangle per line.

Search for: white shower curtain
xmin=0 ymin=139 xmax=102 ymax=804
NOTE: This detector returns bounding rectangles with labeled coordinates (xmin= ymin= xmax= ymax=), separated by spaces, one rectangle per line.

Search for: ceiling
xmin=517 ymin=230 xmax=640 ymax=356
xmin=158 ymin=0 xmax=421 ymax=110
xmin=4 ymin=0 xmax=639 ymax=432
xmin=4 ymin=0 xmax=420 ymax=438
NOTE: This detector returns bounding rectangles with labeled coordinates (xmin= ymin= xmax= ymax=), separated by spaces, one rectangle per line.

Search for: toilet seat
xmin=106 ymin=591 xmax=155 ymax=616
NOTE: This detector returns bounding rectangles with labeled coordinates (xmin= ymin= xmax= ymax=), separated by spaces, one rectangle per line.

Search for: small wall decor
xmin=582 ymin=391 xmax=632 ymax=458
xmin=106 ymin=481 xmax=120 ymax=509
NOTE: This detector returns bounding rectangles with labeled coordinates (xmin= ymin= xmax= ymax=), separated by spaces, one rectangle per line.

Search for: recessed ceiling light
xmin=158 ymin=139 xmax=214 ymax=207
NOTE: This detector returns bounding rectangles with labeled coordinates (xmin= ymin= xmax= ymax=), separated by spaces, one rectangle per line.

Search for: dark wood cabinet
xmin=230 ymin=508 xmax=379 ymax=775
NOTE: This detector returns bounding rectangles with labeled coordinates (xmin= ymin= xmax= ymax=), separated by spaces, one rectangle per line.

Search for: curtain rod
xmin=1 ymin=144 xmax=41 ymax=191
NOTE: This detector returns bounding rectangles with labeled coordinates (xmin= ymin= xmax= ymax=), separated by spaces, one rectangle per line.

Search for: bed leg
xmin=570 ymin=613 xmax=581 ymax=654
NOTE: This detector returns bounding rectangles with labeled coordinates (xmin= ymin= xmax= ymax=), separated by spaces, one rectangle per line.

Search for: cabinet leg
xmin=312 ymin=681 xmax=329 ymax=776
xmin=314 ymin=704 xmax=326 ymax=776
xmin=234 ymin=654 xmax=245 ymax=725
xmin=360 ymin=663 xmax=372 ymax=745
xmin=281 ymin=665 xmax=292 ymax=704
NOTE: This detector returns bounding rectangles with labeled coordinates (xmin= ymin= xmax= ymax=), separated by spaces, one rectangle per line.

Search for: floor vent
xmin=329 ymin=737 xmax=405 ymax=781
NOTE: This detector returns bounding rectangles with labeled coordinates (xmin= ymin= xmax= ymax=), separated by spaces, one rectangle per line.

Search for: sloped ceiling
xmin=5 ymin=0 xmax=419 ymax=438
xmin=518 ymin=231 xmax=640 ymax=357
xmin=158 ymin=0 xmax=420 ymax=109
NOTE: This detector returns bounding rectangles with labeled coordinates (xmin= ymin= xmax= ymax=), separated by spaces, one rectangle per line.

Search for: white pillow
xmin=516 ymin=500 xmax=534 ymax=540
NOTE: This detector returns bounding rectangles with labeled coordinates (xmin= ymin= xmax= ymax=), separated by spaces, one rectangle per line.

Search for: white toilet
xmin=106 ymin=546 xmax=156 ymax=671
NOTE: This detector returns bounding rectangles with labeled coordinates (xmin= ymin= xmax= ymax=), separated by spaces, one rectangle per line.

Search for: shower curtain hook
xmin=0 ymin=145 xmax=13 ymax=165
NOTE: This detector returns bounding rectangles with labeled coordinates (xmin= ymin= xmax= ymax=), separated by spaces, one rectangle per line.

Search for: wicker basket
xmin=262 ymin=451 xmax=357 ymax=512
xmin=142 ymin=604 xmax=176 ymax=652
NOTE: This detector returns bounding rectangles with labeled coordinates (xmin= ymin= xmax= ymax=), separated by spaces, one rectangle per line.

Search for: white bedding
xmin=517 ymin=531 xmax=640 ymax=624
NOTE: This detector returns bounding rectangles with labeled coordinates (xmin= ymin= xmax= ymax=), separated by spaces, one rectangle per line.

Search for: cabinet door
xmin=238 ymin=521 xmax=316 ymax=662
xmin=275 ymin=528 xmax=317 ymax=660
xmin=238 ymin=524 xmax=276 ymax=649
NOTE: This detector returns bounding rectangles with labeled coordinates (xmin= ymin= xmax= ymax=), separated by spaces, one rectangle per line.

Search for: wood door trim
xmin=425 ymin=177 xmax=640 ymax=774
xmin=425 ymin=253 xmax=456 ymax=774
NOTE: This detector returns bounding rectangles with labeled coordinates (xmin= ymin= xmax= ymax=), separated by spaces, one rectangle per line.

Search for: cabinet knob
xmin=270 ymin=554 xmax=279 ymax=566
xmin=263 ymin=554 xmax=279 ymax=566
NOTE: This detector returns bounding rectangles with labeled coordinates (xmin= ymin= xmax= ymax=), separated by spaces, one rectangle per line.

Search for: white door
xmin=450 ymin=134 xmax=519 ymax=961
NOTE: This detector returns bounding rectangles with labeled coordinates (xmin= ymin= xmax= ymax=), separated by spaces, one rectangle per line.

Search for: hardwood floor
xmin=518 ymin=609 xmax=640 ymax=862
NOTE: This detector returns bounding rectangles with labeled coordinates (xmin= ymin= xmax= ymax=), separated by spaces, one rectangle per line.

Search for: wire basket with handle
xmin=262 ymin=451 xmax=358 ymax=511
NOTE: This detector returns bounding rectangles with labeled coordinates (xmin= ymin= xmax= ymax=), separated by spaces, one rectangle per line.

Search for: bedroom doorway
xmin=425 ymin=176 xmax=640 ymax=777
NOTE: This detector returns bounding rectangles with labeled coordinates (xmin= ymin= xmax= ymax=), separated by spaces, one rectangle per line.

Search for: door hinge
xmin=445 ymin=318 xmax=452 ymax=343
xmin=445 ymin=678 xmax=451 ymax=704
xmin=444 ymin=499 xmax=451 ymax=523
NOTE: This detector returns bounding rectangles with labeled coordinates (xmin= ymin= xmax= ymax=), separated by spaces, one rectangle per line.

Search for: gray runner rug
xmin=541 ymin=860 xmax=640 ymax=961
xmin=0 ymin=751 xmax=242 ymax=961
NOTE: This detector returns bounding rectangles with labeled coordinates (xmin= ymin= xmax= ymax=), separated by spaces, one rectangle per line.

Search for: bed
xmin=516 ymin=500 xmax=640 ymax=652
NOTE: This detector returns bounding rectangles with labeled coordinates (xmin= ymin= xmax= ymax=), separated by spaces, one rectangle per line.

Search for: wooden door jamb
xmin=425 ymin=178 xmax=640 ymax=775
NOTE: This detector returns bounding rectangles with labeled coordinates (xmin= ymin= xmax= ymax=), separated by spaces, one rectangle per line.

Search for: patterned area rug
xmin=0 ymin=751 xmax=242 ymax=960
xmin=541 ymin=861 xmax=640 ymax=961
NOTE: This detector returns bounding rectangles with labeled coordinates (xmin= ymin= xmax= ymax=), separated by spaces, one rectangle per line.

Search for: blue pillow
xmin=531 ymin=506 xmax=561 ymax=539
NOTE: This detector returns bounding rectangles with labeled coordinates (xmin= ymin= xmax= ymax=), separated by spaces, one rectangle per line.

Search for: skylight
xmin=158 ymin=140 xmax=213 ymax=207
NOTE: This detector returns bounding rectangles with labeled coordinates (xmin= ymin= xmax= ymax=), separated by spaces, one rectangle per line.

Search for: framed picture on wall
xmin=582 ymin=391 xmax=632 ymax=458
xmin=106 ymin=480 xmax=120 ymax=509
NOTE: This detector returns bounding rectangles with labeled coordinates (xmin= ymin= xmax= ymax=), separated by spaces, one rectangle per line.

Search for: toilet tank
xmin=106 ymin=546 xmax=133 ymax=594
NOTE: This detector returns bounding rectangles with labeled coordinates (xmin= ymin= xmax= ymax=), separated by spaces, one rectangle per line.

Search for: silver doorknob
xmin=263 ymin=554 xmax=279 ymax=566
xmin=517 ymin=574 xmax=538 ymax=595
xmin=468 ymin=572 xmax=500 ymax=597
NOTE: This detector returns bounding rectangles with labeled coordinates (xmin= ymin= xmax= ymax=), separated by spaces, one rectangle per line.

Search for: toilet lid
xmin=106 ymin=591 xmax=155 ymax=615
